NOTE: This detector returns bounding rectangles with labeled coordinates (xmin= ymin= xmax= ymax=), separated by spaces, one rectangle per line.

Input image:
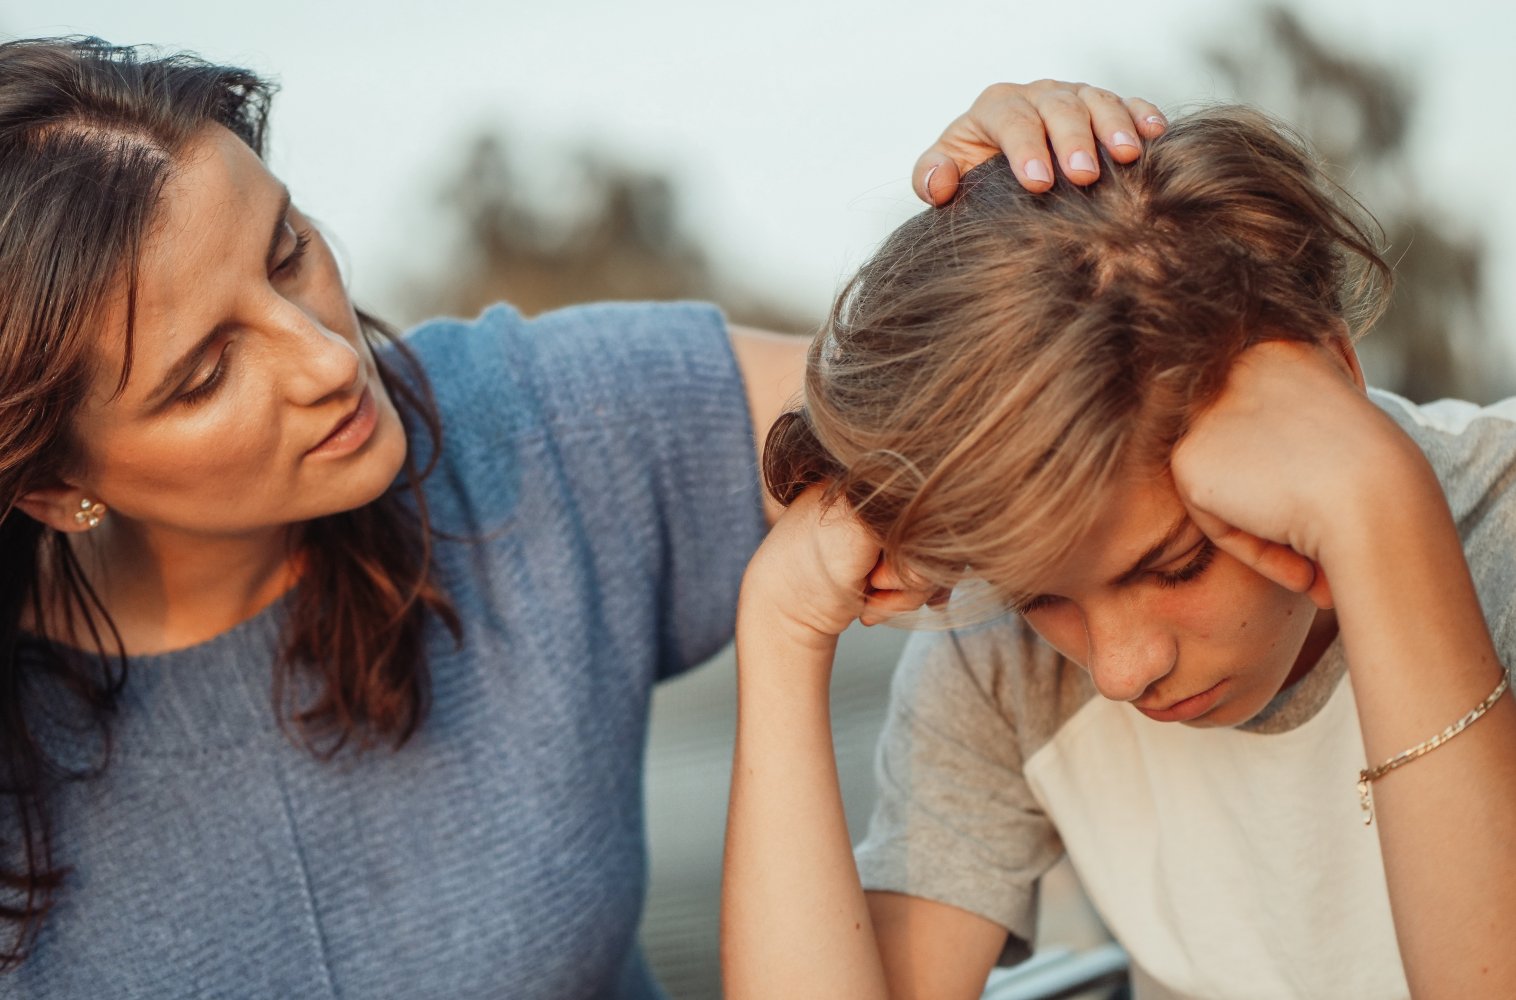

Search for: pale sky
xmin=6 ymin=1 xmax=1513 ymax=372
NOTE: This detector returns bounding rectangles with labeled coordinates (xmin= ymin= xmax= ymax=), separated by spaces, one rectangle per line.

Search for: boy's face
xmin=1015 ymin=467 xmax=1336 ymax=727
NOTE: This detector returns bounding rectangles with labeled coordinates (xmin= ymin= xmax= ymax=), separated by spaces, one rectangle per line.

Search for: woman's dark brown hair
xmin=0 ymin=36 xmax=459 ymax=965
xmin=764 ymin=106 xmax=1393 ymax=605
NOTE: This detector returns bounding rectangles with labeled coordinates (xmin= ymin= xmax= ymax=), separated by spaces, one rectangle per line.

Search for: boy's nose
xmin=1083 ymin=605 xmax=1176 ymax=703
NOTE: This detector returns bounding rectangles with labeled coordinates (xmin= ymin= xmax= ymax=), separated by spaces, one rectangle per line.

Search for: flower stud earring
xmin=73 ymin=498 xmax=107 ymax=530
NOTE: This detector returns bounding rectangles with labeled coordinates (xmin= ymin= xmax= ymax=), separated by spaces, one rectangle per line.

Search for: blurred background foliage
xmin=398 ymin=133 xmax=811 ymax=335
xmin=1206 ymin=6 xmax=1500 ymax=402
xmin=399 ymin=3 xmax=1507 ymax=405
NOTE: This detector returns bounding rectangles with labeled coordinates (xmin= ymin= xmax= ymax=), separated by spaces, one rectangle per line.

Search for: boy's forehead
xmin=1034 ymin=471 xmax=1191 ymax=592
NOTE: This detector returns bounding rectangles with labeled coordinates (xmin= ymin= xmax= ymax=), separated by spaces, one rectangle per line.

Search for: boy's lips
xmin=1135 ymin=678 xmax=1229 ymax=723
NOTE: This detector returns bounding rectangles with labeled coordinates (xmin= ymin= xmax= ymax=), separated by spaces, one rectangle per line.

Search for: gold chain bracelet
xmin=1357 ymin=672 xmax=1509 ymax=825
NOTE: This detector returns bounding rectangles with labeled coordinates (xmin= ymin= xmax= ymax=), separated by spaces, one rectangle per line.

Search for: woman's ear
xmin=1325 ymin=319 xmax=1367 ymax=393
xmin=15 ymin=486 xmax=106 ymax=534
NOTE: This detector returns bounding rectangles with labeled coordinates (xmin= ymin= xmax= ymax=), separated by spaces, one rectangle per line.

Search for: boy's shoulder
xmin=1369 ymin=389 xmax=1516 ymax=669
xmin=896 ymin=614 xmax=1098 ymax=761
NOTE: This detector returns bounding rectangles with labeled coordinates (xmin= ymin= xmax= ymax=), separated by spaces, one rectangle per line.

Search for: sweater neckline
xmin=30 ymin=599 xmax=292 ymax=761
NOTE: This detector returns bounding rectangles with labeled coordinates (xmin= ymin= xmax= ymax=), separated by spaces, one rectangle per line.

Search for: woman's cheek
xmin=159 ymin=390 xmax=286 ymax=492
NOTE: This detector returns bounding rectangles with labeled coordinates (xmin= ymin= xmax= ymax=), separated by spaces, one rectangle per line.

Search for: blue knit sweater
xmin=11 ymin=303 xmax=765 ymax=999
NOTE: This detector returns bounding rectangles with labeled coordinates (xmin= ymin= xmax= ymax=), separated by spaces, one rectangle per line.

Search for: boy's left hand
xmin=1171 ymin=339 xmax=1425 ymax=609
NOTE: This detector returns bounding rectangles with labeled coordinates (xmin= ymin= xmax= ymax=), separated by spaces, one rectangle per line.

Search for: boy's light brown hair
xmin=764 ymin=106 xmax=1392 ymax=604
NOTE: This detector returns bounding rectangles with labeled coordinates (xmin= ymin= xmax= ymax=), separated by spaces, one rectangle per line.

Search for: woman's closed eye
xmin=274 ymin=226 xmax=312 ymax=279
xmin=178 ymin=344 xmax=232 ymax=407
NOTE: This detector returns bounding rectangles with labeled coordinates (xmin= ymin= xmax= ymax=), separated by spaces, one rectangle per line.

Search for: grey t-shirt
xmin=855 ymin=389 xmax=1516 ymax=999
xmin=10 ymin=302 xmax=766 ymax=999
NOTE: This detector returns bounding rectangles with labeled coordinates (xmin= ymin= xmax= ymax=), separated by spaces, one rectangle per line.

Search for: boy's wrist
xmin=1313 ymin=455 xmax=1453 ymax=603
xmin=739 ymin=553 xmax=862 ymax=648
xmin=737 ymin=580 xmax=847 ymax=660
xmin=1314 ymin=428 xmax=1443 ymax=572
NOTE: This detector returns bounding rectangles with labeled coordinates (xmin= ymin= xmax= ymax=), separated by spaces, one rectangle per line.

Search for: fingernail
xmin=1146 ymin=114 xmax=1167 ymax=127
xmin=1025 ymin=158 xmax=1052 ymax=184
xmin=922 ymin=163 xmax=940 ymax=201
xmin=1113 ymin=130 xmax=1138 ymax=149
xmin=1070 ymin=150 xmax=1097 ymax=174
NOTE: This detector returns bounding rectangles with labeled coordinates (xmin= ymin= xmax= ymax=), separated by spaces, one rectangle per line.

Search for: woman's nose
xmin=1082 ymin=603 xmax=1175 ymax=703
xmin=277 ymin=307 xmax=362 ymax=405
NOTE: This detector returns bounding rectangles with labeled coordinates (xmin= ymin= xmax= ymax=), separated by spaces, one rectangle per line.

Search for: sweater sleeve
xmin=403 ymin=302 xmax=767 ymax=681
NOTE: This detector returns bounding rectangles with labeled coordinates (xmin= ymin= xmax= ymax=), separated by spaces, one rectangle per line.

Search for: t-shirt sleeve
xmin=855 ymin=624 xmax=1065 ymax=967
xmin=1371 ymin=392 xmax=1516 ymax=683
xmin=403 ymin=301 xmax=767 ymax=681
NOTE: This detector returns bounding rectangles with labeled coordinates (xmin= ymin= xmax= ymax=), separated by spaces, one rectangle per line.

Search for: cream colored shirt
xmin=855 ymin=390 xmax=1516 ymax=999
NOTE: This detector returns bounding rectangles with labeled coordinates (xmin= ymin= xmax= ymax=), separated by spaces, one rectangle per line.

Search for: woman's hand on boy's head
xmin=914 ymin=80 xmax=1166 ymax=204
xmin=1171 ymin=339 xmax=1419 ymax=607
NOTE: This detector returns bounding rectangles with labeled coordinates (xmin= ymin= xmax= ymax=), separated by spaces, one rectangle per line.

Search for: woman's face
xmin=69 ymin=125 xmax=407 ymax=540
xmin=1014 ymin=467 xmax=1333 ymax=727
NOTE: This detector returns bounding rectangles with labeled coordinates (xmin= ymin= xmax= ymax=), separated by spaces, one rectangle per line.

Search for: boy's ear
xmin=15 ymin=485 xmax=103 ymax=534
xmin=1325 ymin=319 xmax=1367 ymax=393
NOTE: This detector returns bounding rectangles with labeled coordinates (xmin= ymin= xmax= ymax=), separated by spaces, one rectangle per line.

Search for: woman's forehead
xmin=91 ymin=127 xmax=287 ymax=399
xmin=146 ymin=126 xmax=284 ymax=274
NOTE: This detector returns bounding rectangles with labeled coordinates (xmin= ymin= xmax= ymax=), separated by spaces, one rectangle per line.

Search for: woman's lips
xmin=1135 ymin=678 xmax=1229 ymax=723
xmin=307 ymin=387 xmax=377 ymax=457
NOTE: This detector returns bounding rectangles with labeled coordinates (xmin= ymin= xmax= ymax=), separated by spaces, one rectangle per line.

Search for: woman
xmin=723 ymin=107 xmax=1516 ymax=998
xmin=0 ymin=35 xmax=1161 ymax=998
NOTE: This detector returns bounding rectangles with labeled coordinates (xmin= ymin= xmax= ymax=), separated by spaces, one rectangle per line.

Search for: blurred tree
xmin=401 ymin=131 xmax=810 ymax=334
xmin=1208 ymin=5 xmax=1505 ymax=401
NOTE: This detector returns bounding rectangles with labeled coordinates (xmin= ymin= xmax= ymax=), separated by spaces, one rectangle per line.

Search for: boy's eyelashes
xmin=1010 ymin=538 xmax=1220 ymax=617
xmin=1012 ymin=593 xmax=1059 ymax=616
xmin=1151 ymin=538 xmax=1218 ymax=588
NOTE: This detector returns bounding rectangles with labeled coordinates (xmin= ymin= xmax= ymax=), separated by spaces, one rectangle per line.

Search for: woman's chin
xmin=328 ymin=396 xmax=410 ymax=514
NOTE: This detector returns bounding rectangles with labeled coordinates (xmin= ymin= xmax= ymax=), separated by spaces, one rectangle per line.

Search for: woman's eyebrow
xmin=1108 ymin=511 xmax=1194 ymax=586
xmin=263 ymin=187 xmax=292 ymax=270
xmin=143 ymin=187 xmax=292 ymax=408
xmin=144 ymin=324 xmax=228 ymax=408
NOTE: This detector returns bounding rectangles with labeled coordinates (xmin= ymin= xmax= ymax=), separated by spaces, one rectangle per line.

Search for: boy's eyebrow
xmin=1109 ymin=511 xmax=1194 ymax=587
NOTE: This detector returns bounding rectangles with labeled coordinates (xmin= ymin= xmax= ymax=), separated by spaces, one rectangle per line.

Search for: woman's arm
xmin=731 ymin=81 xmax=1165 ymax=523
xmin=1173 ymin=340 xmax=1516 ymax=998
xmin=721 ymin=489 xmax=1003 ymax=999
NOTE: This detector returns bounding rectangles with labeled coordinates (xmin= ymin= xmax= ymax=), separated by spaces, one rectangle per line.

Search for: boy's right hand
xmin=741 ymin=487 xmax=936 ymax=652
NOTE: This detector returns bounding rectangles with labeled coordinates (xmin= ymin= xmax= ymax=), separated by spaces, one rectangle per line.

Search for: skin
xmin=1018 ymin=469 xmax=1336 ymax=729
xmin=19 ymin=80 xmax=1165 ymax=656
xmin=22 ymin=126 xmax=408 ymax=653
xmin=913 ymin=79 xmax=1167 ymax=202
xmin=723 ymin=338 xmax=1516 ymax=998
